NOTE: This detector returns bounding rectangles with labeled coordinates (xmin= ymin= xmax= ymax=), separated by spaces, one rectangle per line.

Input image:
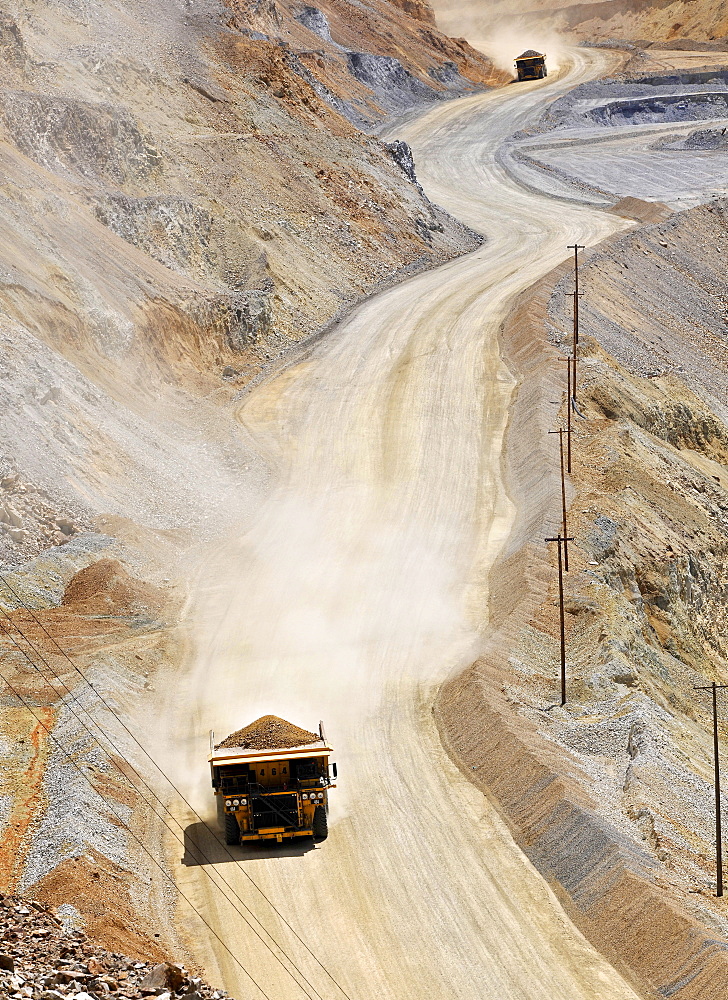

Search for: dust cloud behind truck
xmin=209 ymin=715 xmax=336 ymax=844
xmin=515 ymin=50 xmax=547 ymax=81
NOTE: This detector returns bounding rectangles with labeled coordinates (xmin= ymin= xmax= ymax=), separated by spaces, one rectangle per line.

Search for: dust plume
xmin=480 ymin=22 xmax=569 ymax=75
xmin=430 ymin=0 xmax=569 ymax=76
xmin=158 ymin=486 xmax=479 ymax=821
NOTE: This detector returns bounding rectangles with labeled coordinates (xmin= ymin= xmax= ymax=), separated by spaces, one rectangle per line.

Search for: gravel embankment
xmin=0 ymin=894 xmax=234 ymax=1000
xmin=437 ymin=196 xmax=728 ymax=1000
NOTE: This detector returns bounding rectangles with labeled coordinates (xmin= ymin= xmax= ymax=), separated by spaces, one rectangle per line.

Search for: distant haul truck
xmin=515 ymin=50 xmax=547 ymax=81
xmin=209 ymin=715 xmax=336 ymax=844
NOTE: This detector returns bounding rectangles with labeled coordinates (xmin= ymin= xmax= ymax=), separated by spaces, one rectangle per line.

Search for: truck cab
xmin=209 ymin=717 xmax=336 ymax=844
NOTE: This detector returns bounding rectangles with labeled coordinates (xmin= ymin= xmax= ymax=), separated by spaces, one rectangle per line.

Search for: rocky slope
xmin=437 ymin=198 xmax=728 ymax=999
xmin=0 ymin=550 xmax=178 ymax=957
xmin=566 ymin=0 xmax=728 ymax=47
xmin=478 ymin=0 xmax=728 ymax=47
xmin=0 ymin=0 xmax=503 ymax=569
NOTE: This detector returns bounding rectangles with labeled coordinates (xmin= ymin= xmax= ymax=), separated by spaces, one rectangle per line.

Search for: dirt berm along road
xmin=163 ymin=47 xmax=642 ymax=1000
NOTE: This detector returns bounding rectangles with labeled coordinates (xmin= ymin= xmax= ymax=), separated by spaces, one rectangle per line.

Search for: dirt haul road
xmin=165 ymin=48 xmax=641 ymax=1000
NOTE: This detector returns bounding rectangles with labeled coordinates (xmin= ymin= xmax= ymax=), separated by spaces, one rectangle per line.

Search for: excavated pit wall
xmin=0 ymin=0 xmax=502 ymax=568
xmin=0 ymin=0 xmax=506 ymax=959
xmin=436 ymin=201 xmax=728 ymax=1000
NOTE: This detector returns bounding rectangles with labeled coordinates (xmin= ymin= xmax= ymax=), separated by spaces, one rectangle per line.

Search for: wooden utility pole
xmin=545 ymin=534 xmax=574 ymax=705
xmin=567 ymin=244 xmax=584 ymax=403
xmin=548 ymin=428 xmax=569 ymax=570
xmin=695 ymin=681 xmax=728 ymax=897
xmin=562 ymin=358 xmax=573 ymax=473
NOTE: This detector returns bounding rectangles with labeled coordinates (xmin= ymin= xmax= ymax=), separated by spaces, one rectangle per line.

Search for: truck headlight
xmin=225 ymin=800 xmax=232 ymax=808
xmin=302 ymin=793 xmax=308 ymax=800
xmin=241 ymin=798 xmax=247 ymax=806
xmin=317 ymin=792 xmax=324 ymax=799
xmin=233 ymin=799 xmax=239 ymax=807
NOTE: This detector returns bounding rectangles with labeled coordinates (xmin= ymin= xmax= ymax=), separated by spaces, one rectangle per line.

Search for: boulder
xmin=385 ymin=140 xmax=419 ymax=186
xmin=54 ymin=969 xmax=90 ymax=984
xmin=139 ymin=962 xmax=186 ymax=992
xmin=0 ymin=505 xmax=23 ymax=527
xmin=0 ymin=953 xmax=14 ymax=971
xmin=296 ymin=6 xmax=333 ymax=42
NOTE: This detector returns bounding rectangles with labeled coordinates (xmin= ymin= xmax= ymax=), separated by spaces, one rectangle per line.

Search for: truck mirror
xmin=330 ymin=762 xmax=337 ymax=779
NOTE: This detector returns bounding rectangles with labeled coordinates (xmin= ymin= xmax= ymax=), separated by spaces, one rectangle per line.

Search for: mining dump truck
xmin=209 ymin=715 xmax=336 ymax=844
xmin=515 ymin=50 xmax=547 ymax=81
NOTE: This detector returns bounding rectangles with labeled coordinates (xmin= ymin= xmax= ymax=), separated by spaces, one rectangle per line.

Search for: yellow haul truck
xmin=515 ymin=50 xmax=547 ymax=81
xmin=209 ymin=715 xmax=336 ymax=844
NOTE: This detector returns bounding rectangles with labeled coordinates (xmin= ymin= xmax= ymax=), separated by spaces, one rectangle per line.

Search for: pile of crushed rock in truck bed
xmin=215 ymin=715 xmax=319 ymax=751
xmin=0 ymin=894 xmax=233 ymax=1000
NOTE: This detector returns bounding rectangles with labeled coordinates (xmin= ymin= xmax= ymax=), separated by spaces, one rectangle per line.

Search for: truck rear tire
xmin=312 ymin=805 xmax=328 ymax=841
xmin=224 ymin=812 xmax=240 ymax=846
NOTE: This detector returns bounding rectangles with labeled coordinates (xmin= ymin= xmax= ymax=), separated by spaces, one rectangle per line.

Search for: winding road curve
xmin=169 ymin=47 xmax=639 ymax=1000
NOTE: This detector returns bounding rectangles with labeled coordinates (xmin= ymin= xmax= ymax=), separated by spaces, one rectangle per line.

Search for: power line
xmin=0 ymin=572 xmax=350 ymax=1000
xmin=0 ymin=610 xmax=324 ymax=1000
xmin=0 ymin=651 xmax=274 ymax=1000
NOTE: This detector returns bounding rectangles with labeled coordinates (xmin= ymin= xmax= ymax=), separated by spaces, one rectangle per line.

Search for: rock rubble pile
xmin=215 ymin=715 xmax=319 ymax=750
xmin=0 ymin=469 xmax=88 ymax=567
xmin=0 ymin=895 xmax=234 ymax=1000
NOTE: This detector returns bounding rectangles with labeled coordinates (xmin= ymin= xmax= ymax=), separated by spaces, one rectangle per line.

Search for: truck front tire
xmin=224 ymin=812 xmax=240 ymax=845
xmin=312 ymin=805 xmax=328 ymax=841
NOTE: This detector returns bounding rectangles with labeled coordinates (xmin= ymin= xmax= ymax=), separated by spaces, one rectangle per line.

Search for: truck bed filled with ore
xmin=209 ymin=716 xmax=336 ymax=844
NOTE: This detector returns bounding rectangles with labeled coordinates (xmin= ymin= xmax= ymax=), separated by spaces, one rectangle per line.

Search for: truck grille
xmin=252 ymin=792 xmax=300 ymax=831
